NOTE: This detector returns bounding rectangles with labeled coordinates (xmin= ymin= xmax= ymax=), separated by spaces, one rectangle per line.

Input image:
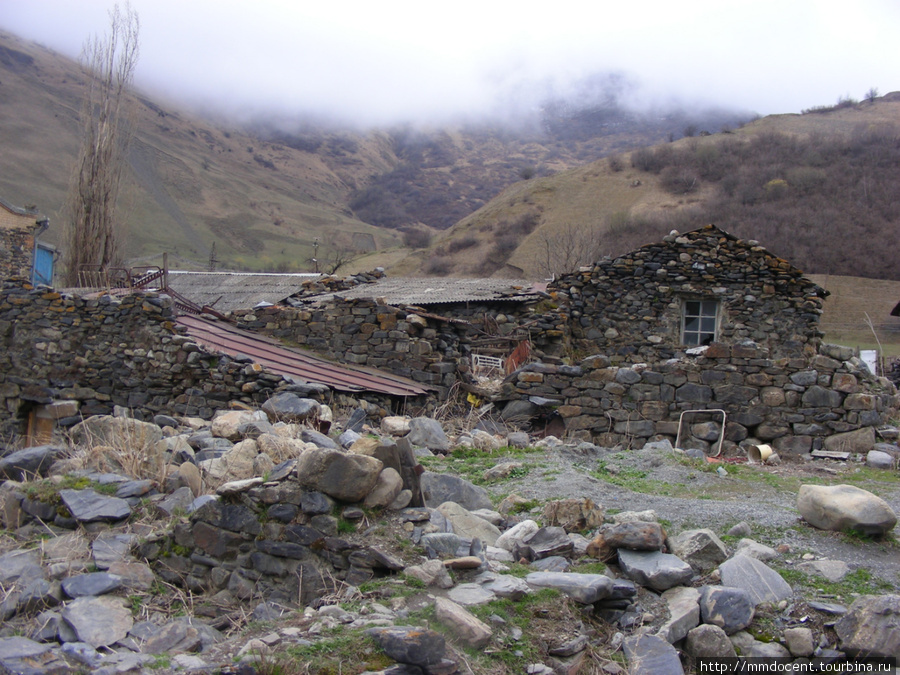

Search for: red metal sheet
xmin=176 ymin=315 xmax=429 ymax=397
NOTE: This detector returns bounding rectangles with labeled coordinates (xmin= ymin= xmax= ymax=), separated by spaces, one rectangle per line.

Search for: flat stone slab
xmin=796 ymin=559 xmax=850 ymax=582
xmin=623 ymin=633 xmax=684 ymax=675
xmin=62 ymin=572 xmax=124 ymax=598
xmin=719 ymin=554 xmax=792 ymax=606
xmin=61 ymin=596 xmax=133 ymax=649
xmin=524 ymin=572 xmax=613 ymax=604
xmin=617 ymin=549 xmax=694 ymax=591
xmin=448 ymin=583 xmax=495 ymax=606
xmin=59 ymin=489 xmax=132 ymax=522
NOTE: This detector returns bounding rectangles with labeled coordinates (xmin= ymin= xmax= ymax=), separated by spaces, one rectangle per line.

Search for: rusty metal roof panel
xmin=176 ymin=315 xmax=430 ymax=397
xmin=167 ymin=272 xmax=321 ymax=313
xmin=300 ymin=277 xmax=542 ymax=306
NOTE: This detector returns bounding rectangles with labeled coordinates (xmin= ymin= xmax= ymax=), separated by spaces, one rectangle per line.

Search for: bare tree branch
xmin=62 ymin=3 xmax=140 ymax=285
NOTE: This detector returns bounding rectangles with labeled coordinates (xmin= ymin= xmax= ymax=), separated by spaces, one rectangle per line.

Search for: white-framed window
xmin=682 ymin=299 xmax=718 ymax=346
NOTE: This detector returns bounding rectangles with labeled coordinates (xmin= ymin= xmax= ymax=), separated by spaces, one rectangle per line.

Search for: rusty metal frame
xmin=674 ymin=408 xmax=727 ymax=458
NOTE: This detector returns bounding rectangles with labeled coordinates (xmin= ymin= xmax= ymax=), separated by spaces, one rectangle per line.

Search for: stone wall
xmin=0 ymin=282 xmax=358 ymax=436
xmin=0 ymin=230 xmax=34 ymax=281
xmin=548 ymin=225 xmax=827 ymax=363
xmin=232 ymin=299 xmax=566 ymax=396
xmin=502 ymin=341 xmax=899 ymax=455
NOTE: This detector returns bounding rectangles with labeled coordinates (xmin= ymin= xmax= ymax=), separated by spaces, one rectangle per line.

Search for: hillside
xmin=399 ymin=96 xmax=900 ymax=282
xmin=0 ymin=29 xmax=748 ymax=273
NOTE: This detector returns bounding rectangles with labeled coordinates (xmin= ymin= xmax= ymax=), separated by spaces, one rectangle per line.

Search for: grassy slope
xmin=0 ymin=30 xmax=403 ymax=271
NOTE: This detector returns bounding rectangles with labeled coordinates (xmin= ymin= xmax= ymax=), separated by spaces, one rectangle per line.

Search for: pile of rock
xmin=0 ymin=393 xmax=897 ymax=674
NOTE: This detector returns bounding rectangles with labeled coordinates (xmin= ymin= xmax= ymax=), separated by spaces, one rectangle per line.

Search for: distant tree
xmin=62 ymin=3 xmax=140 ymax=285
xmin=865 ymin=87 xmax=879 ymax=104
xmin=683 ymin=124 xmax=698 ymax=138
xmin=519 ymin=166 xmax=536 ymax=180
xmin=321 ymin=238 xmax=360 ymax=275
xmin=536 ymin=223 xmax=604 ymax=278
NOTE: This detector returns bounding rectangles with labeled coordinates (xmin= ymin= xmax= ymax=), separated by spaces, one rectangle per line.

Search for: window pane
xmin=701 ymin=301 xmax=718 ymax=315
xmin=684 ymin=317 xmax=699 ymax=332
xmin=685 ymin=301 xmax=700 ymax=316
xmin=684 ymin=333 xmax=699 ymax=346
xmin=701 ymin=317 xmax=716 ymax=332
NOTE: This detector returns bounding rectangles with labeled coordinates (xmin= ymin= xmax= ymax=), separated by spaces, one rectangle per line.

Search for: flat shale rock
xmin=61 ymin=596 xmax=133 ymax=649
xmin=617 ymin=549 xmax=693 ymax=591
xmin=59 ymin=489 xmax=131 ymax=523
xmin=718 ymin=555 xmax=792 ymax=606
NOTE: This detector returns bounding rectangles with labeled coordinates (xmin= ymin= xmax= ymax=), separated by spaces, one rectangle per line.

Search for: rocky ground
xmin=0 ymin=398 xmax=897 ymax=674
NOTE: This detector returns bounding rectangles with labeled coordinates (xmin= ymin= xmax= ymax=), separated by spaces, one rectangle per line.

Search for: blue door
xmin=32 ymin=244 xmax=55 ymax=286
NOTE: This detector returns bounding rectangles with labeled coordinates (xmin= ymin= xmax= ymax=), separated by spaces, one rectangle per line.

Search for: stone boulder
xmin=669 ymin=528 xmax=728 ymax=572
xmin=436 ymin=502 xmax=501 ymax=546
xmin=293 ymin=450 xmax=383 ymax=503
xmin=719 ymin=555 xmax=792 ymax=606
xmin=405 ymin=418 xmax=450 ymax=453
xmin=835 ymin=594 xmax=900 ymax=659
xmin=797 ymin=484 xmax=897 ymax=535
xmin=623 ymin=633 xmax=684 ymax=675
xmin=617 ymin=549 xmax=693 ymax=592
xmin=0 ymin=445 xmax=63 ymax=480
xmin=542 ymin=498 xmax=604 ymax=533
xmin=363 ymin=468 xmax=404 ymax=510
xmin=685 ymin=624 xmax=737 ymax=659
xmin=209 ymin=411 xmax=260 ymax=441
xmin=698 ymin=585 xmax=755 ymax=634
xmin=61 ymin=596 xmax=133 ymax=648
xmin=525 ymin=572 xmax=613 ymax=604
xmin=495 ymin=519 xmax=539 ymax=553
xmin=261 ymin=393 xmax=320 ymax=423
xmin=434 ymin=597 xmax=492 ymax=648
xmin=420 ymin=472 xmax=492 ymax=511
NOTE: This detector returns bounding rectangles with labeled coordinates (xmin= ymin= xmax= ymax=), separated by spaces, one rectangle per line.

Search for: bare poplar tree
xmin=62 ymin=3 xmax=140 ymax=285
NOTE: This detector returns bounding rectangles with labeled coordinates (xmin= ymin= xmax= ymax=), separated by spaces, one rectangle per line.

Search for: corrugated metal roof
xmin=300 ymin=277 xmax=542 ymax=306
xmin=176 ymin=315 xmax=430 ymax=397
xmin=167 ymin=272 xmax=320 ymax=313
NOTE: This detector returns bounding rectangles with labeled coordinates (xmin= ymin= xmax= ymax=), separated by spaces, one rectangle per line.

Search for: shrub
xmin=446 ymin=236 xmax=478 ymax=253
xmin=402 ymin=228 xmax=431 ymax=249
xmin=424 ymin=255 xmax=452 ymax=275
xmin=659 ymin=166 xmax=700 ymax=194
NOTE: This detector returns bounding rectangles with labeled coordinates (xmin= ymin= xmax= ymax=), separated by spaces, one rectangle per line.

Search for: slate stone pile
xmin=0 ymin=397 xmax=897 ymax=673
xmin=501 ymin=342 xmax=900 ymax=454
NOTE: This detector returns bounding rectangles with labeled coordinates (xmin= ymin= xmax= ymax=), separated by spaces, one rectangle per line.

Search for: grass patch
xmin=777 ymin=566 xmax=894 ymax=602
xmin=276 ymin=632 xmax=392 ymax=675
xmin=418 ymin=446 xmax=545 ymax=486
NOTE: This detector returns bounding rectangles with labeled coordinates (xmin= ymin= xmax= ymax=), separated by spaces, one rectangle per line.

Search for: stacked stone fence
xmin=232 ymin=299 xmax=567 ymax=396
xmin=0 ymin=281 xmax=401 ymax=438
xmin=501 ymin=340 xmax=900 ymax=455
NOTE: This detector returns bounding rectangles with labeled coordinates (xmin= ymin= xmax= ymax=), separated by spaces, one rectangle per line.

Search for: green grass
xmin=777 ymin=566 xmax=895 ymax=601
xmin=418 ymin=445 xmax=544 ymax=486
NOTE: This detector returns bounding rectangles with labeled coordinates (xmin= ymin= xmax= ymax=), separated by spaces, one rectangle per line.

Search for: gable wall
xmin=0 ymin=208 xmax=36 ymax=279
xmin=549 ymin=227 xmax=825 ymax=363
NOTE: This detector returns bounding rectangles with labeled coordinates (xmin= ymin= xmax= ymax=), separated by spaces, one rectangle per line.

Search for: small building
xmin=550 ymin=224 xmax=828 ymax=362
xmin=0 ymin=197 xmax=53 ymax=285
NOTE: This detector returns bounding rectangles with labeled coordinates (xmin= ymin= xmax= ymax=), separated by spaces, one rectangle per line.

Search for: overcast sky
xmin=3 ymin=0 xmax=899 ymax=127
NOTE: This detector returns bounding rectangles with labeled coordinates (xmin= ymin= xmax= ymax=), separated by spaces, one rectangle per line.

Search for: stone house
xmin=498 ymin=225 xmax=899 ymax=454
xmin=0 ymin=196 xmax=53 ymax=284
xmin=549 ymin=224 xmax=827 ymax=363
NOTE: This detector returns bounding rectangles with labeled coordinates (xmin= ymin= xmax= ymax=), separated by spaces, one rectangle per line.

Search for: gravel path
xmin=484 ymin=443 xmax=900 ymax=588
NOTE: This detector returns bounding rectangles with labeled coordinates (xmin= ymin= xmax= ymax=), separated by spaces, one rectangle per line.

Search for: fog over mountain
xmin=3 ymin=0 xmax=898 ymax=128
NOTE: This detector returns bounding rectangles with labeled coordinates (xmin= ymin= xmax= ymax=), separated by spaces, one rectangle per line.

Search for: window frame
xmin=682 ymin=298 xmax=719 ymax=346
